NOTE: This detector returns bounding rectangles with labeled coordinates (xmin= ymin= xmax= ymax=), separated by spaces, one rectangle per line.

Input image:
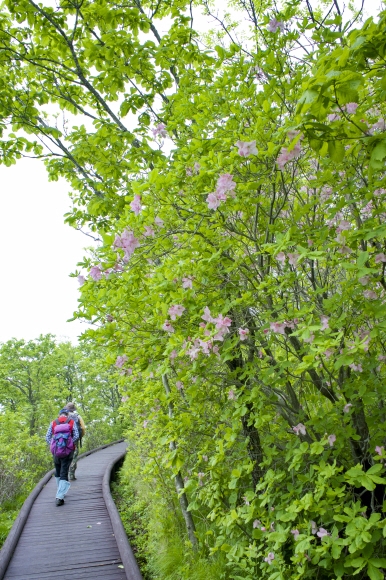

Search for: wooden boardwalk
xmin=0 ymin=441 xmax=142 ymax=580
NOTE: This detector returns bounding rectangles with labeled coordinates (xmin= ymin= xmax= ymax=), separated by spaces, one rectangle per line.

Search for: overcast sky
xmin=0 ymin=158 xmax=91 ymax=344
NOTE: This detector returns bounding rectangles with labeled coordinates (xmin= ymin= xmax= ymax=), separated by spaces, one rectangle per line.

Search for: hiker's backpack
xmin=50 ymin=418 xmax=75 ymax=458
xmin=69 ymin=412 xmax=84 ymax=447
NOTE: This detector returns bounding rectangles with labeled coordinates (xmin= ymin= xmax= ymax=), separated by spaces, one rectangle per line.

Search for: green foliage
xmin=1 ymin=0 xmax=386 ymax=577
xmin=0 ymin=336 xmax=122 ymax=547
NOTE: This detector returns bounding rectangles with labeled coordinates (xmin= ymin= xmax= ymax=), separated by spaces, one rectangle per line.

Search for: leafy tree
xmin=1 ymin=0 xmax=386 ymax=578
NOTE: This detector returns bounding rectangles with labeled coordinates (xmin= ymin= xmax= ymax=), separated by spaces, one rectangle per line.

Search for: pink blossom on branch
xmin=143 ymin=225 xmax=155 ymax=237
xmin=202 ymin=306 xmax=214 ymax=323
xmin=216 ymin=173 xmax=236 ymax=196
xmin=277 ymin=142 xmax=302 ymax=169
xmin=130 ymin=195 xmax=142 ymax=215
xmin=345 ymin=102 xmax=358 ymax=114
xmin=291 ymin=529 xmax=300 ymax=539
xmin=154 ymin=216 xmax=164 ymax=228
xmin=115 ymin=355 xmax=128 ymax=368
xmin=375 ymin=446 xmax=384 ymax=456
xmin=89 ymin=265 xmax=103 ymax=281
xmin=168 ymin=304 xmax=185 ymax=320
xmin=317 ymin=528 xmax=330 ymax=538
xmin=162 ymin=321 xmax=175 ymax=332
xmin=78 ymin=275 xmax=86 ymax=286
xmin=228 ymin=389 xmax=236 ymax=400
xmin=206 ymin=192 xmax=221 ymax=210
xmin=293 ymin=423 xmax=306 ymax=436
xmin=182 ymin=276 xmax=193 ymax=289
xmin=276 ymin=252 xmax=286 ymax=264
xmin=152 ymin=123 xmax=167 ymax=138
xmin=264 ymin=552 xmax=275 ymax=565
xmin=113 ymin=229 xmax=140 ymax=261
xmin=320 ymin=316 xmax=329 ymax=330
xmin=375 ymin=253 xmax=386 ymax=263
xmin=239 ymin=328 xmax=249 ymax=341
xmin=235 ymin=140 xmax=258 ymax=157
xmin=328 ymin=434 xmax=336 ymax=447
xmin=267 ymin=17 xmax=284 ymax=32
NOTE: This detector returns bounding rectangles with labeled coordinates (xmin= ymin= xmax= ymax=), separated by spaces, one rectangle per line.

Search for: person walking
xmin=46 ymin=408 xmax=79 ymax=506
xmin=65 ymin=402 xmax=86 ymax=481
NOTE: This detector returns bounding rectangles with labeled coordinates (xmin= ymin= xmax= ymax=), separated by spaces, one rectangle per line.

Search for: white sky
xmin=0 ymin=0 xmax=382 ymax=345
xmin=0 ymin=159 xmax=90 ymax=344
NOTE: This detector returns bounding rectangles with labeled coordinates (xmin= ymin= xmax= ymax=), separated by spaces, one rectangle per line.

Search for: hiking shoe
xmin=69 ymin=476 xmax=77 ymax=481
xmin=56 ymin=498 xmax=65 ymax=506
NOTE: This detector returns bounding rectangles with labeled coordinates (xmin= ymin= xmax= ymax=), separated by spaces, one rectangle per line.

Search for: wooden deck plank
xmin=1 ymin=441 xmax=139 ymax=580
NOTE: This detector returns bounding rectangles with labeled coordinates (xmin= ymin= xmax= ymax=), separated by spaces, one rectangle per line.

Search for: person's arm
xmin=45 ymin=424 xmax=53 ymax=445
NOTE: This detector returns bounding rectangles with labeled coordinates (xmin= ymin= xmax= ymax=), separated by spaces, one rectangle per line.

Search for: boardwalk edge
xmin=102 ymin=450 xmax=144 ymax=580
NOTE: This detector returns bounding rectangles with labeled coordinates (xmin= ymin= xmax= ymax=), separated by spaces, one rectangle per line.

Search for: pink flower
xmin=143 ymin=225 xmax=155 ymax=237
xmin=267 ymin=17 xmax=284 ymax=32
xmin=336 ymin=220 xmax=351 ymax=233
xmin=152 ymin=123 xmax=167 ymax=138
xmin=317 ymin=528 xmax=330 ymax=538
xmin=115 ymin=355 xmax=128 ymax=368
xmin=343 ymin=403 xmax=352 ymax=413
xmin=130 ymin=195 xmax=142 ymax=215
xmin=235 ymin=140 xmax=258 ymax=157
xmin=345 ymin=102 xmax=358 ymax=114
xmin=194 ymin=162 xmax=201 ymax=173
xmin=293 ymin=423 xmax=306 ymax=436
xmin=276 ymin=252 xmax=286 ymax=264
xmin=328 ymin=434 xmax=336 ymax=447
xmin=304 ymin=333 xmax=315 ymax=344
xmin=168 ymin=304 xmax=185 ymax=320
xmin=320 ymin=316 xmax=329 ymax=330
xmin=216 ymin=173 xmax=236 ymax=196
xmin=182 ymin=276 xmax=193 ymax=289
xmin=310 ymin=521 xmax=317 ymax=534
xmin=288 ymin=253 xmax=299 ymax=267
xmin=270 ymin=322 xmax=286 ymax=335
xmin=170 ymin=350 xmax=177 ymax=360
xmin=324 ymin=348 xmax=334 ymax=359
xmin=239 ymin=328 xmax=249 ymax=341
xmin=162 ymin=321 xmax=175 ymax=332
xmin=359 ymin=276 xmax=370 ymax=286
xmin=291 ymin=529 xmax=299 ymax=539
xmin=89 ymin=265 xmax=103 ymax=281
xmin=202 ymin=307 xmax=214 ymax=323
xmin=77 ymin=275 xmax=86 ymax=286
xmin=277 ymin=142 xmax=302 ymax=169
xmin=228 ymin=389 xmax=236 ymax=400
xmin=253 ymin=519 xmax=261 ymax=528
xmin=215 ymin=314 xmax=232 ymax=330
xmin=264 ymin=552 xmax=275 ymax=565
xmin=154 ymin=216 xmax=164 ymax=228
xmin=375 ymin=446 xmax=384 ymax=456
xmin=375 ymin=253 xmax=386 ymax=263
xmin=349 ymin=363 xmax=363 ymax=372
xmin=261 ymin=526 xmax=266 ymax=531
xmin=198 ymin=472 xmax=205 ymax=480
xmin=363 ymin=290 xmax=377 ymax=300
xmin=206 ymin=192 xmax=221 ymax=210
xmin=176 ymin=381 xmax=183 ymax=390
xmin=308 ymin=239 xmax=313 ymax=247
xmin=121 ymin=396 xmax=129 ymax=402
xmin=328 ymin=113 xmax=340 ymax=122
xmin=113 ymin=229 xmax=140 ymax=261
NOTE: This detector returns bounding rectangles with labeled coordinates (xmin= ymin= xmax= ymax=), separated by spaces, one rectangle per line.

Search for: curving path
xmin=0 ymin=441 xmax=142 ymax=580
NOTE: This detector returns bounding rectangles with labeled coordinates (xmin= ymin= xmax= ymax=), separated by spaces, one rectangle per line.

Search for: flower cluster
xmin=113 ymin=229 xmax=140 ymax=261
xmin=207 ymin=173 xmax=236 ymax=210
